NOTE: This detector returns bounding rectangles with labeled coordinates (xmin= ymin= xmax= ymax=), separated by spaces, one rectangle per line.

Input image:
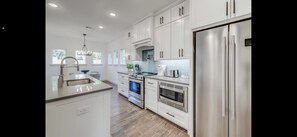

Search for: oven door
xmin=159 ymin=86 xmax=184 ymax=106
xmin=129 ymin=78 xmax=143 ymax=100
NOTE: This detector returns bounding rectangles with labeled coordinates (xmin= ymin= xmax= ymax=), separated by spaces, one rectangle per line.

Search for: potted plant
xmin=126 ymin=63 xmax=134 ymax=74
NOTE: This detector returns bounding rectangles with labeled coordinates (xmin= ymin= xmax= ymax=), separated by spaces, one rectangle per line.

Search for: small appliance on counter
xmin=165 ymin=69 xmax=179 ymax=78
xmin=134 ymin=64 xmax=141 ymax=74
xmin=157 ymin=65 xmax=166 ymax=76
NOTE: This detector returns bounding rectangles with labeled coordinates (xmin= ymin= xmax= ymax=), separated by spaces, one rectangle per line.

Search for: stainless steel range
xmin=128 ymin=72 xmax=157 ymax=108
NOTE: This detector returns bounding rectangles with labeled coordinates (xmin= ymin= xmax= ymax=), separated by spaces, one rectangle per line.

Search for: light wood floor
xmin=105 ymin=81 xmax=189 ymax=137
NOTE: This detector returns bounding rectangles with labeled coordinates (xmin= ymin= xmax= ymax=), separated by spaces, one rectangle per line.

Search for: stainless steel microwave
xmin=158 ymin=81 xmax=188 ymax=112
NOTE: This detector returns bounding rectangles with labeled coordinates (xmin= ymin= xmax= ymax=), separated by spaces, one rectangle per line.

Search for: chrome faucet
xmin=58 ymin=56 xmax=80 ymax=87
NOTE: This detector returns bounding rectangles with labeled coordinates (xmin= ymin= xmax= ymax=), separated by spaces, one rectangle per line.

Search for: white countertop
xmin=46 ymin=74 xmax=112 ymax=102
xmin=146 ymin=75 xmax=190 ymax=85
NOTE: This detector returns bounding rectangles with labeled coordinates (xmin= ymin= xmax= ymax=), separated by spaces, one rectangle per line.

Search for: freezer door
xmin=229 ymin=20 xmax=251 ymax=137
xmin=195 ymin=25 xmax=229 ymax=137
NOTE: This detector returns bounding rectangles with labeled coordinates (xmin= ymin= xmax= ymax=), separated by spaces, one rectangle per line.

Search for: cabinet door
xmin=172 ymin=0 xmax=189 ymax=22
xmin=154 ymin=9 xmax=171 ymax=28
xmin=161 ymin=10 xmax=171 ymax=25
xmin=154 ymin=26 xmax=162 ymax=60
xmin=182 ymin=16 xmax=191 ymax=59
xmin=132 ymin=25 xmax=138 ymax=43
xmin=171 ymin=16 xmax=190 ymax=59
xmin=145 ymin=87 xmax=158 ymax=113
xmin=171 ymin=18 xmax=184 ymax=59
xmin=191 ymin=0 xmax=229 ymax=29
xmin=160 ymin=24 xmax=171 ymax=59
xmin=231 ymin=0 xmax=251 ymax=18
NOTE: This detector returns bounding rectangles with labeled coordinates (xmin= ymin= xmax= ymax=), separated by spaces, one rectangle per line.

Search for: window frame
xmin=108 ymin=52 xmax=113 ymax=65
xmin=51 ymin=48 xmax=67 ymax=65
xmin=92 ymin=52 xmax=103 ymax=65
xmin=75 ymin=50 xmax=86 ymax=64
xmin=119 ymin=49 xmax=126 ymax=65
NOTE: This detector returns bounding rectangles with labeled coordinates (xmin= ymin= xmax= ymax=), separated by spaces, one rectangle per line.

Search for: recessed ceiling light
xmin=109 ymin=12 xmax=116 ymax=17
xmin=48 ymin=3 xmax=58 ymax=8
xmin=98 ymin=26 xmax=104 ymax=29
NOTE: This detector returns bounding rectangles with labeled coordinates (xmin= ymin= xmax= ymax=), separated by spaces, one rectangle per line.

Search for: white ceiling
xmin=46 ymin=0 xmax=177 ymax=44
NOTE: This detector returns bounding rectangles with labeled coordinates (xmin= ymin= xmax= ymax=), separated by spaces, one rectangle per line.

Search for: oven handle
xmin=129 ymin=78 xmax=143 ymax=83
xmin=159 ymin=85 xmax=184 ymax=93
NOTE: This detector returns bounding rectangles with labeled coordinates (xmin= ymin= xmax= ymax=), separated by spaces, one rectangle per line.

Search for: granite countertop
xmin=117 ymin=71 xmax=129 ymax=75
xmin=146 ymin=75 xmax=190 ymax=85
xmin=46 ymin=74 xmax=112 ymax=103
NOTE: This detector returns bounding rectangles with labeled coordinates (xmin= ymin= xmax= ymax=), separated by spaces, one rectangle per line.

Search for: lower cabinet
xmin=158 ymin=102 xmax=189 ymax=130
xmin=145 ymin=78 xmax=158 ymax=113
xmin=118 ymin=73 xmax=129 ymax=97
xmin=46 ymin=91 xmax=111 ymax=137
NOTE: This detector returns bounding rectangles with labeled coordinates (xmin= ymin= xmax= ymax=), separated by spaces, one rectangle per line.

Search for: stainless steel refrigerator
xmin=194 ymin=19 xmax=251 ymax=137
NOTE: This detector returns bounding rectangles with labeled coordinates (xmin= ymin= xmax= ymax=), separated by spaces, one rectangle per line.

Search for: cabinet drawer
xmin=118 ymin=85 xmax=129 ymax=97
xmin=158 ymin=102 xmax=188 ymax=129
xmin=145 ymin=78 xmax=158 ymax=88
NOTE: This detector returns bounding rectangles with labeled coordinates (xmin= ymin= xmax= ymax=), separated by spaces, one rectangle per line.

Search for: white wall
xmin=46 ymin=33 xmax=107 ymax=80
xmin=106 ymin=35 xmax=128 ymax=84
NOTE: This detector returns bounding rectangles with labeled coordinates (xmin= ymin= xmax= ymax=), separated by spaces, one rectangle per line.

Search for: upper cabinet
xmin=171 ymin=16 xmax=190 ymax=59
xmin=132 ymin=16 xmax=153 ymax=44
xmin=154 ymin=0 xmax=191 ymax=61
xmin=154 ymin=9 xmax=171 ymax=28
xmin=191 ymin=0 xmax=251 ymax=30
xmin=171 ymin=0 xmax=189 ymax=22
xmin=154 ymin=23 xmax=171 ymax=60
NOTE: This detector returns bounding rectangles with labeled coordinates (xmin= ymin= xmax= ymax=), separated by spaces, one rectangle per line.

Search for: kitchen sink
xmin=66 ymin=78 xmax=94 ymax=86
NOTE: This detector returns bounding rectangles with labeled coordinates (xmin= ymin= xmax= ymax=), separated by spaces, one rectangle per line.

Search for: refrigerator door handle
xmin=222 ymin=36 xmax=227 ymax=117
xmin=231 ymin=35 xmax=236 ymax=120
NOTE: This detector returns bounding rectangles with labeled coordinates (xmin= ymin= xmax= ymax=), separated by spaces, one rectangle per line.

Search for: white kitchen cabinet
xmin=117 ymin=73 xmax=129 ymax=97
xmin=132 ymin=16 xmax=153 ymax=44
xmin=46 ymin=91 xmax=110 ymax=137
xmin=154 ymin=23 xmax=171 ymax=60
xmin=191 ymin=0 xmax=251 ymax=29
xmin=171 ymin=0 xmax=189 ymax=22
xmin=125 ymin=37 xmax=137 ymax=61
xmin=158 ymin=101 xmax=189 ymax=130
xmin=154 ymin=9 xmax=171 ymax=28
xmin=145 ymin=78 xmax=158 ymax=113
xmin=171 ymin=16 xmax=190 ymax=59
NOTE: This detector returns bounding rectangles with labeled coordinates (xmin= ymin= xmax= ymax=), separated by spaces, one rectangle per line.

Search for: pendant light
xmin=78 ymin=26 xmax=93 ymax=56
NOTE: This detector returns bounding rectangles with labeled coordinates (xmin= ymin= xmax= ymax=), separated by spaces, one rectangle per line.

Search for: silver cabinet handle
xmin=233 ymin=0 xmax=236 ymax=14
xmin=226 ymin=1 xmax=228 ymax=16
xmin=166 ymin=112 xmax=175 ymax=117
xmin=231 ymin=35 xmax=236 ymax=120
xmin=121 ymin=90 xmax=124 ymax=92
xmin=222 ymin=36 xmax=227 ymax=117
xmin=182 ymin=6 xmax=184 ymax=15
xmin=181 ymin=49 xmax=183 ymax=57
xmin=179 ymin=8 xmax=181 ymax=16
xmin=160 ymin=51 xmax=161 ymax=58
xmin=161 ymin=16 xmax=164 ymax=24
xmin=162 ymin=51 xmax=164 ymax=58
xmin=179 ymin=49 xmax=181 ymax=57
xmin=148 ymin=82 xmax=153 ymax=85
xmin=121 ymin=82 xmax=124 ymax=84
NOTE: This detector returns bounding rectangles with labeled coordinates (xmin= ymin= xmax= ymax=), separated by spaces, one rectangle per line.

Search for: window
xmin=113 ymin=50 xmax=119 ymax=65
xmin=93 ymin=52 xmax=102 ymax=65
xmin=108 ymin=52 xmax=112 ymax=65
xmin=120 ymin=49 xmax=126 ymax=65
xmin=52 ymin=49 xmax=66 ymax=64
xmin=75 ymin=51 xmax=86 ymax=64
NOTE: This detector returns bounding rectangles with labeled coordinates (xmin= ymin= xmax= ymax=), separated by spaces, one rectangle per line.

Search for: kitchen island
xmin=46 ymin=74 xmax=112 ymax=137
